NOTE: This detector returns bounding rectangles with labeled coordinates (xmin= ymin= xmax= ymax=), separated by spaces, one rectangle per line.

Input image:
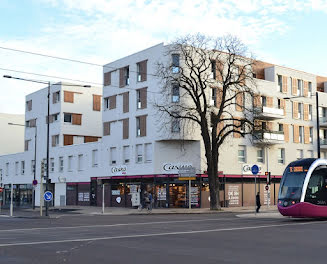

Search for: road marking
xmin=0 ymin=220 xmax=324 ymax=247
xmin=0 ymin=217 xmax=244 ymax=232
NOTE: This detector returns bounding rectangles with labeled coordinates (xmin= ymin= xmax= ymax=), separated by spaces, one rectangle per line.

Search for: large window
xmin=304 ymin=168 xmax=327 ymax=205
xmin=92 ymin=150 xmax=98 ymax=167
xmin=136 ymin=144 xmax=143 ymax=163
xmin=110 ymin=147 xmax=117 ymax=165
xmin=172 ymin=84 xmax=179 ymax=103
xmin=257 ymin=148 xmax=264 ymax=163
xmin=78 ymin=154 xmax=83 ymax=171
xmin=59 ymin=157 xmax=64 ymax=172
xmin=172 ymin=54 xmax=180 ymax=73
xmin=123 ymin=146 xmax=130 ymax=164
xmin=68 ymin=156 xmax=73 ymax=171
xmin=145 ymin=143 xmax=152 ymax=163
xmin=278 ymin=148 xmax=285 ymax=164
xmin=238 ymin=145 xmax=246 ymax=163
xmin=64 ymin=113 xmax=72 ymax=123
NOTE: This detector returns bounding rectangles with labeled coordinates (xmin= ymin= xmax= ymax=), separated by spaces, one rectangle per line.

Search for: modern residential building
xmin=0 ymin=113 xmax=25 ymax=155
xmin=1 ymin=43 xmax=327 ymax=209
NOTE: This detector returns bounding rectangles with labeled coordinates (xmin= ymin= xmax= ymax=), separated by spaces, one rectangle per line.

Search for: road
xmin=0 ymin=212 xmax=325 ymax=264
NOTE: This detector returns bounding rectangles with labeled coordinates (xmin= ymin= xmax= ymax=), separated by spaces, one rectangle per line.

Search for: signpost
xmin=178 ymin=167 xmax=196 ymax=209
xmin=44 ymin=191 xmax=53 ymax=202
xmin=251 ymin=165 xmax=259 ymax=215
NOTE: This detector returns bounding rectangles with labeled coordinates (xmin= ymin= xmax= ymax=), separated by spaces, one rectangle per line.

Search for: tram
xmin=278 ymin=158 xmax=327 ymax=218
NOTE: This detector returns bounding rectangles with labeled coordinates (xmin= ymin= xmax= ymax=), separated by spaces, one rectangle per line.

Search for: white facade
xmin=0 ymin=113 xmax=25 ymax=155
xmin=1 ymin=43 xmax=327 ymax=207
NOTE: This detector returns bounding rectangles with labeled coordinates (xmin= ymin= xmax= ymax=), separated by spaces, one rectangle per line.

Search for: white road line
xmin=0 ymin=220 xmax=324 ymax=247
xmin=0 ymin=217 xmax=244 ymax=232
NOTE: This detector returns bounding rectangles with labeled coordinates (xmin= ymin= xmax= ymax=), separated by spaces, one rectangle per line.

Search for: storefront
xmin=66 ymin=174 xmax=281 ymax=208
xmin=4 ymin=184 xmax=33 ymax=207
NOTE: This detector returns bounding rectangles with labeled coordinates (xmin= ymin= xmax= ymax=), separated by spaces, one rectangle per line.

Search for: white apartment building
xmin=1 ymin=43 xmax=327 ymax=208
xmin=0 ymin=113 xmax=25 ymax=155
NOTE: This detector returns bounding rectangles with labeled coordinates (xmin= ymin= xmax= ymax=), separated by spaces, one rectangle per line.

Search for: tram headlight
xmin=278 ymin=200 xmax=282 ymax=204
xmin=291 ymin=201 xmax=295 ymax=205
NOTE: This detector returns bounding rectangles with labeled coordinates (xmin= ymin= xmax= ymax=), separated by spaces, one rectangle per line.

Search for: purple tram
xmin=278 ymin=158 xmax=327 ymax=218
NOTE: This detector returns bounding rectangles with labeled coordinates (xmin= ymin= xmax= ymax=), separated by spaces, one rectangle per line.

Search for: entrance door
xmin=169 ymin=184 xmax=187 ymax=208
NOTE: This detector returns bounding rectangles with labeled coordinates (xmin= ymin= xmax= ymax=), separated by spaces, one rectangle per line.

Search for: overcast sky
xmin=0 ymin=0 xmax=326 ymax=114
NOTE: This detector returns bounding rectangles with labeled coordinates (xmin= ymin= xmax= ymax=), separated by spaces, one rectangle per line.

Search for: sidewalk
xmin=0 ymin=205 xmax=278 ymax=218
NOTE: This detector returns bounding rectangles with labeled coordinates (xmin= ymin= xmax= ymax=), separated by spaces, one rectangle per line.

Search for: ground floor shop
xmin=65 ymin=174 xmax=281 ymax=208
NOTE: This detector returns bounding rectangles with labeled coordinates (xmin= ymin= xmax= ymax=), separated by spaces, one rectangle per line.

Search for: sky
xmin=0 ymin=0 xmax=327 ymax=114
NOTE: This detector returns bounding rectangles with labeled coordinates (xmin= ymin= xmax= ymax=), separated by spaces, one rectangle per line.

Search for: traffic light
xmin=41 ymin=161 xmax=45 ymax=177
xmin=265 ymin=171 xmax=271 ymax=185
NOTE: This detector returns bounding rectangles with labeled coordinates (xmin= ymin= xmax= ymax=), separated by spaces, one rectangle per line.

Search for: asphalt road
xmin=0 ymin=213 xmax=325 ymax=264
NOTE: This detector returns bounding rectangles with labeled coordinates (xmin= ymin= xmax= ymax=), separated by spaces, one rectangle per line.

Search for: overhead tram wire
xmin=0 ymin=66 xmax=163 ymax=95
xmin=0 ymin=46 xmax=160 ymax=78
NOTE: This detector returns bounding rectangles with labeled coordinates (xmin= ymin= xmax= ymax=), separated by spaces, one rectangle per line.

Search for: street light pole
xmin=45 ymin=82 xmax=50 ymax=217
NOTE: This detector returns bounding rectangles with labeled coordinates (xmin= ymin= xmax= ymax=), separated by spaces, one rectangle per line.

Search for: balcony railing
xmin=254 ymin=106 xmax=284 ymax=120
xmin=319 ymin=117 xmax=327 ymax=127
xmin=253 ymin=130 xmax=284 ymax=145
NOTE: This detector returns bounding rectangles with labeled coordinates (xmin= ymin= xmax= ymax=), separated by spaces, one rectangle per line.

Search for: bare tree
xmin=156 ymin=34 xmax=258 ymax=210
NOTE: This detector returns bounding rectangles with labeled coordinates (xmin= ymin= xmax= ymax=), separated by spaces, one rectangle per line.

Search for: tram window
xmin=305 ymin=168 xmax=327 ymax=205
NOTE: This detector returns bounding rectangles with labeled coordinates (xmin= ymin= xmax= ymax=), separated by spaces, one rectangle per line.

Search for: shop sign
xmin=111 ymin=165 xmax=127 ymax=175
xmin=242 ymin=164 xmax=262 ymax=175
xmin=162 ymin=163 xmax=193 ymax=173
xmin=112 ymin=190 xmax=121 ymax=195
xmin=228 ymin=185 xmax=239 ymax=205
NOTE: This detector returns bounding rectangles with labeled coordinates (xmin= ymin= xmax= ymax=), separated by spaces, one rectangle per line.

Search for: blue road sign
xmin=44 ymin=191 xmax=53 ymax=202
xmin=251 ymin=165 xmax=259 ymax=175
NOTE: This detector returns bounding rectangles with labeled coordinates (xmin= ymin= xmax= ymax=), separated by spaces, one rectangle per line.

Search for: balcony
xmin=253 ymin=130 xmax=284 ymax=145
xmin=320 ymin=117 xmax=327 ymax=128
xmin=321 ymin=139 xmax=327 ymax=149
xmin=254 ymin=106 xmax=284 ymax=120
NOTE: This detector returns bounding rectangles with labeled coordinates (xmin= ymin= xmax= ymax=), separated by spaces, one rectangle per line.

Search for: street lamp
xmin=284 ymin=91 xmax=320 ymax=158
xmin=4 ymin=75 xmax=91 ymax=216
xmin=8 ymin=121 xmax=37 ymax=210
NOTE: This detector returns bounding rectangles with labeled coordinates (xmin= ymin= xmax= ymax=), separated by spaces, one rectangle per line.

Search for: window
xmin=104 ymin=71 xmax=111 ymax=86
xmin=257 ymin=148 xmax=264 ymax=163
xmin=172 ymin=84 xmax=179 ymax=103
xmin=145 ymin=143 xmax=152 ymax=163
xmin=123 ymin=146 xmax=130 ymax=164
xmin=278 ymin=148 xmax=285 ymax=164
xmin=172 ymin=118 xmax=180 ymax=133
xmin=308 ymin=82 xmax=312 ymax=96
xmin=0 ymin=169 xmax=2 ymax=183
xmin=5 ymin=163 xmax=9 ymax=176
xmin=64 ymin=113 xmax=72 ymax=123
xmin=26 ymin=100 xmax=32 ymax=111
xmin=172 ymin=54 xmax=180 ymax=73
xmin=308 ymin=127 xmax=315 ymax=144
xmin=124 ymin=67 xmax=129 ymax=85
xmin=297 ymin=79 xmax=302 ymax=95
xmin=137 ymin=60 xmax=147 ymax=82
xmin=297 ymin=149 xmax=304 ymax=160
xmin=68 ymin=156 xmax=73 ymax=171
xmin=52 ymin=135 xmax=59 ymax=147
xmin=278 ymin=75 xmax=283 ymax=92
xmin=277 ymin=99 xmax=281 ymax=109
xmin=299 ymin=126 xmax=303 ymax=143
xmin=50 ymin=158 xmax=54 ymax=172
xmin=78 ymin=154 xmax=83 ymax=171
xmin=261 ymin=96 xmax=267 ymax=107
xmin=59 ymin=157 xmax=64 ymax=172
xmin=92 ymin=150 xmax=98 ymax=167
xmin=136 ymin=88 xmax=147 ymax=109
xmin=307 ymin=150 xmax=314 ymax=158
xmin=211 ymin=61 xmax=216 ymax=79
xmin=309 ymin=105 xmax=312 ymax=120
xmin=298 ymin=103 xmax=303 ymax=119
xmin=238 ymin=145 xmax=246 ymax=163
xmin=136 ymin=89 xmax=142 ymax=109
xmin=278 ymin=124 xmax=284 ymax=132
xmin=52 ymin=113 xmax=59 ymax=122
xmin=110 ymin=147 xmax=117 ymax=165
xmin=21 ymin=161 xmax=25 ymax=175
xmin=136 ymin=144 xmax=143 ymax=163
xmin=24 ymin=140 xmax=30 ymax=151
xmin=15 ymin=162 xmax=19 ymax=175
xmin=31 ymin=160 xmax=35 ymax=174
xmin=136 ymin=115 xmax=147 ymax=137
xmin=53 ymin=91 xmax=60 ymax=104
